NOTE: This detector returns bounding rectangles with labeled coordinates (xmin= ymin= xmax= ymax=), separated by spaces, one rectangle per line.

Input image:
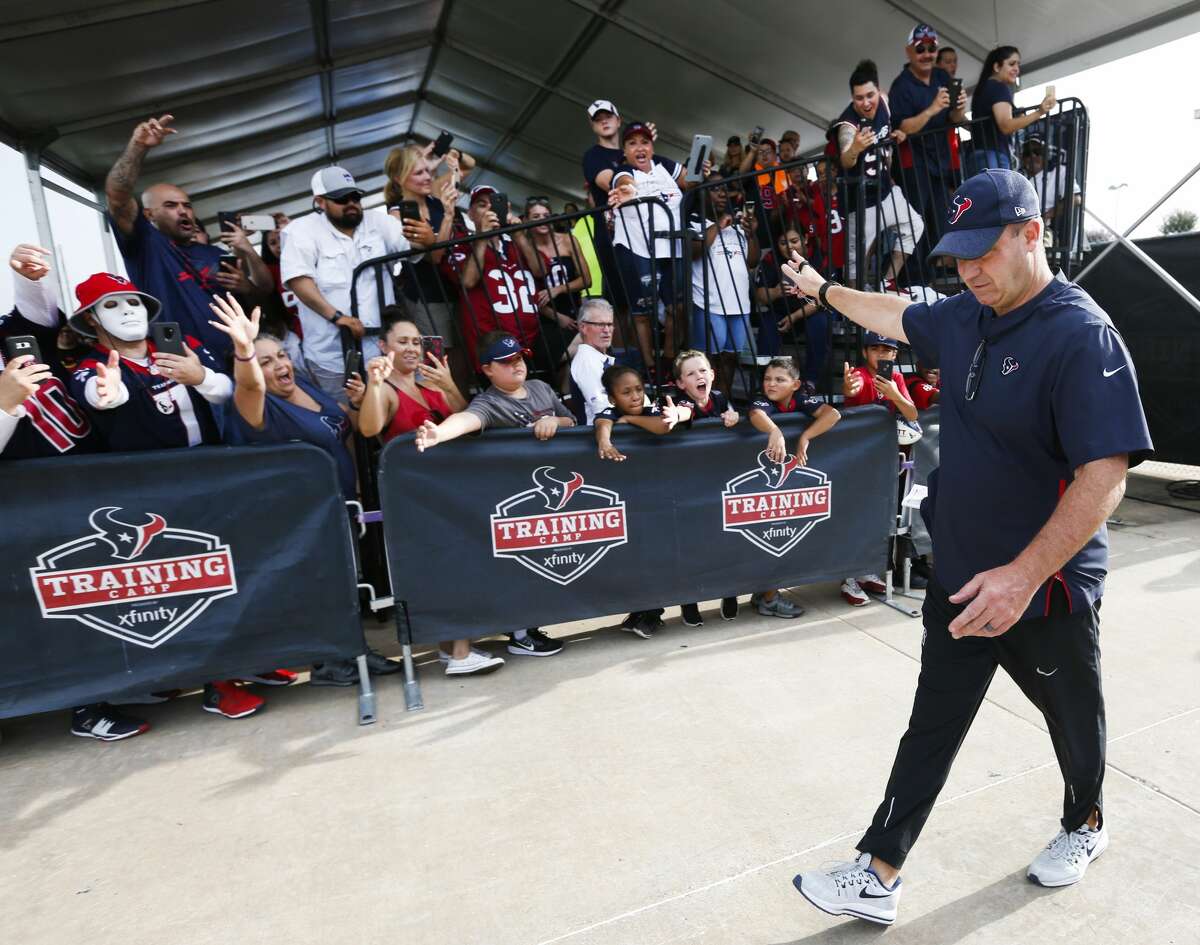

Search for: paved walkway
xmin=2 ymin=485 xmax=1197 ymax=944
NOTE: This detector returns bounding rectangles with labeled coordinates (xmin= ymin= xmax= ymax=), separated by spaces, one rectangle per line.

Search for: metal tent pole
xmin=1081 ymin=208 xmax=1200 ymax=316
xmin=1076 ymin=159 xmax=1200 ymax=282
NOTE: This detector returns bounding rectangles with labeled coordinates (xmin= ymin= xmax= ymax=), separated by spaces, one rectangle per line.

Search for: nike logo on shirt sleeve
xmin=1102 ymin=365 xmax=1127 ymax=378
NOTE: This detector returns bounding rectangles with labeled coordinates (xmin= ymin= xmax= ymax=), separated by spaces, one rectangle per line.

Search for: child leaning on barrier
xmin=670 ymin=350 xmax=741 ymax=627
xmin=414 ymin=330 xmax=574 ymax=659
xmin=748 ymin=356 xmax=841 ymax=618
xmin=593 ymin=363 xmax=685 ymax=639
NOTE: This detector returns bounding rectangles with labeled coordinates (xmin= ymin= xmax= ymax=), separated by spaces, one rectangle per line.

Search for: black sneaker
xmin=310 ymin=660 xmax=359 ymax=686
xmin=680 ymin=603 xmax=703 ymax=627
xmin=71 ymin=704 xmax=149 ymax=741
xmin=507 ymin=628 xmax=563 ymax=657
xmin=365 ymin=647 xmax=403 ymax=675
xmin=620 ymin=612 xmax=641 ymax=629
xmin=720 ymin=596 xmax=739 ymax=620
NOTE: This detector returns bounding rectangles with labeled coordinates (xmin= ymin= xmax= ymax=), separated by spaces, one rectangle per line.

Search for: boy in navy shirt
xmin=749 ymin=357 xmax=840 ymax=618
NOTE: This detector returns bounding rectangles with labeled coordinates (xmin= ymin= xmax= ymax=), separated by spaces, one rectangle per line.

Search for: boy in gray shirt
xmin=414 ymin=331 xmax=576 ymax=657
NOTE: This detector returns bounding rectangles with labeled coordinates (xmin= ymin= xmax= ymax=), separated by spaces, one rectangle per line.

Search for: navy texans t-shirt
xmin=110 ymin=212 xmax=231 ymax=359
xmin=902 ymin=273 xmax=1153 ymax=620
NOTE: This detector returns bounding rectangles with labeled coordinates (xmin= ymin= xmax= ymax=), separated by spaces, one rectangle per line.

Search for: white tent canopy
xmin=1 ymin=0 xmax=1197 ymax=224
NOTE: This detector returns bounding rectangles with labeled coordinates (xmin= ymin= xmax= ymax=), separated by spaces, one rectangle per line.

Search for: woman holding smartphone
xmin=383 ymin=143 xmax=471 ymax=392
xmin=357 ymin=314 xmax=466 ymax=443
xmin=969 ymin=46 xmax=1057 ymax=173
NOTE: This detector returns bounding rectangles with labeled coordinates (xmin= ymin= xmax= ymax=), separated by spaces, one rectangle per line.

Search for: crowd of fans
xmin=1 ymin=22 xmax=1084 ymax=740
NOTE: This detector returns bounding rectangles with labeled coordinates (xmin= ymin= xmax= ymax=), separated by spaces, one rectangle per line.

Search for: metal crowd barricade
xmin=849 ymin=97 xmax=1090 ymax=296
xmin=677 ymin=155 xmax=850 ymax=405
xmin=343 ymin=197 xmax=673 ymax=702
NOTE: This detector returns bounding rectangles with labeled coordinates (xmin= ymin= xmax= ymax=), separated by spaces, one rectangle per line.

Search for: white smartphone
xmin=685 ymin=134 xmax=713 ymax=183
xmin=239 ymin=213 xmax=277 ymax=232
xmin=1046 ymin=85 xmax=1056 ymax=99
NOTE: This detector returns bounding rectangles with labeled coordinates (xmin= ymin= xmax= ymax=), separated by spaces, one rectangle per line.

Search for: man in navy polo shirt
xmin=104 ymin=114 xmax=274 ymax=359
xmin=888 ymin=24 xmax=967 ymax=265
xmin=783 ymin=169 xmax=1152 ymax=925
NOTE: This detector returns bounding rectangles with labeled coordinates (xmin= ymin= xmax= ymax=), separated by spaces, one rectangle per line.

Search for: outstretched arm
xmin=783 ymin=252 xmax=910 ymax=342
xmin=106 ymin=115 xmax=176 ymax=235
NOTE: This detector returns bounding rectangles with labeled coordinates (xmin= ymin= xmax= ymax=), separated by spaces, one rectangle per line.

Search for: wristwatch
xmin=818 ymin=280 xmax=840 ymax=312
xmin=328 ymin=309 xmax=344 ymax=323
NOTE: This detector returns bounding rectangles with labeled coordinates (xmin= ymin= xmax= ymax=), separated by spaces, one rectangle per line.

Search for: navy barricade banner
xmin=380 ymin=408 xmax=897 ymax=643
xmin=0 ymin=444 xmax=364 ymax=718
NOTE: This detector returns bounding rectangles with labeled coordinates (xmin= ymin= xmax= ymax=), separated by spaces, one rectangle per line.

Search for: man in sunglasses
xmin=888 ymin=24 xmax=968 ymax=278
xmin=104 ymin=114 xmax=275 ymax=360
xmin=782 ymin=169 xmax=1152 ymax=925
xmin=281 ymin=166 xmax=428 ymax=400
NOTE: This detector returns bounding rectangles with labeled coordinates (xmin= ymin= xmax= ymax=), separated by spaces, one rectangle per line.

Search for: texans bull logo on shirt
xmin=29 ymin=506 xmax=238 ymax=649
xmin=722 ymin=450 xmax=833 ymax=557
xmin=490 ymin=465 xmax=627 ymax=585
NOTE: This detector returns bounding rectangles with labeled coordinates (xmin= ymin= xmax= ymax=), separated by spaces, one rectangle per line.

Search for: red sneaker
xmin=203 ymin=680 xmax=264 ymax=719
xmin=237 ymin=669 xmax=298 ymax=686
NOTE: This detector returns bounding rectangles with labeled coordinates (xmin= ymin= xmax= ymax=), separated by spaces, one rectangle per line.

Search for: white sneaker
xmin=437 ymin=646 xmax=490 ymax=665
xmin=1027 ymin=822 xmax=1108 ymax=887
xmin=445 ymin=650 xmax=505 ymax=676
xmin=793 ymin=852 xmax=901 ymax=925
xmin=858 ymin=573 xmax=887 ymax=595
xmin=841 ymin=578 xmax=870 ymax=607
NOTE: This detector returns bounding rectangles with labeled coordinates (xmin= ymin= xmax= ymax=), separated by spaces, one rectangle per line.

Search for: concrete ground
xmin=2 ymin=481 xmax=1198 ymax=945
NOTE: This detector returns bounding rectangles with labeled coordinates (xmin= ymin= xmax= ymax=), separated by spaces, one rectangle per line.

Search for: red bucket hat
xmin=69 ymin=273 xmax=162 ymax=338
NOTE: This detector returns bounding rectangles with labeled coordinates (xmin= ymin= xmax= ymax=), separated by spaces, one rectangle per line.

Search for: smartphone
xmin=749 ymin=126 xmax=764 ymax=145
xmin=150 ymin=322 xmax=186 ymax=356
xmin=685 ymin=134 xmax=713 ymax=183
xmin=217 ymin=252 xmax=238 ymax=270
xmin=875 ymin=358 xmax=895 ymax=380
xmin=399 ymin=199 xmax=422 ymax=221
xmin=217 ymin=211 xmax=239 ymax=232
xmin=743 ymin=200 xmax=757 ymax=217
xmin=343 ymin=346 xmax=363 ymax=381
xmin=432 ymin=130 xmax=454 ymax=157
xmin=238 ymin=213 xmax=276 ymax=232
xmin=421 ymin=335 xmax=445 ymax=362
xmin=947 ymin=79 xmax=963 ymax=106
xmin=489 ymin=192 xmax=509 ymax=227
xmin=3 ymin=334 xmax=43 ymax=368
xmin=1046 ymin=84 xmax=1056 ymax=99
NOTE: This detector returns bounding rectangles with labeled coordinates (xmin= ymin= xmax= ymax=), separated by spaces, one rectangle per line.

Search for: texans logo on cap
xmin=949 ymin=195 xmax=973 ymax=225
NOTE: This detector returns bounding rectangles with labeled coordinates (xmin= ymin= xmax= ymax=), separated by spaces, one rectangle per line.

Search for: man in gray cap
xmin=281 ymin=166 xmax=430 ymax=400
xmin=784 ymin=169 xmax=1152 ymax=925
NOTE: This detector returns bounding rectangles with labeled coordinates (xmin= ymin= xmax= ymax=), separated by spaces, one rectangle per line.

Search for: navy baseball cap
xmin=479 ymin=335 xmax=529 ymax=365
xmin=930 ymin=169 xmax=1042 ymax=261
xmin=621 ymin=121 xmax=653 ymax=144
xmin=863 ymin=331 xmax=899 ymax=349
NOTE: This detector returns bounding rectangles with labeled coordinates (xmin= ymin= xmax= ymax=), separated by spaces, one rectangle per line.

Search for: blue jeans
xmin=967 ymin=148 xmax=1013 ymax=176
xmin=691 ymin=305 xmax=750 ymax=354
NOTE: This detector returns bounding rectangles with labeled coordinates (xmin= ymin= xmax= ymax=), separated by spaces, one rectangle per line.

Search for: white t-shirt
xmin=611 ymin=156 xmax=684 ymax=260
xmin=690 ymin=219 xmax=751 ymax=315
xmin=569 ymin=343 xmax=615 ymax=425
xmin=280 ymin=209 xmax=413 ymax=373
xmin=1027 ymin=167 xmax=1080 ymax=214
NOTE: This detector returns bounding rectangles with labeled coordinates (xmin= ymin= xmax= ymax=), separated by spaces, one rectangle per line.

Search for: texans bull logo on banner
xmin=491 ymin=466 xmax=628 ymax=585
xmin=722 ymin=451 xmax=833 ymax=557
xmin=28 ymin=506 xmax=238 ymax=648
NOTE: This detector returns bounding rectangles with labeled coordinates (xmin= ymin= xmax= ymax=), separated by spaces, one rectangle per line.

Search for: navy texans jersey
xmin=833 ymin=99 xmax=895 ymax=212
xmin=0 ymin=307 xmax=102 ymax=460
xmin=68 ymin=336 xmax=224 ymax=452
xmin=675 ymin=389 xmax=730 ymax=423
xmin=750 ymin=393 xmax=823 ymax=418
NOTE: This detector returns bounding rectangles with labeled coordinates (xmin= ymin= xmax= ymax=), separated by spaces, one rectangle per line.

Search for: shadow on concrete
xmin=770 ymin=869 xmax=1058 ymax=945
